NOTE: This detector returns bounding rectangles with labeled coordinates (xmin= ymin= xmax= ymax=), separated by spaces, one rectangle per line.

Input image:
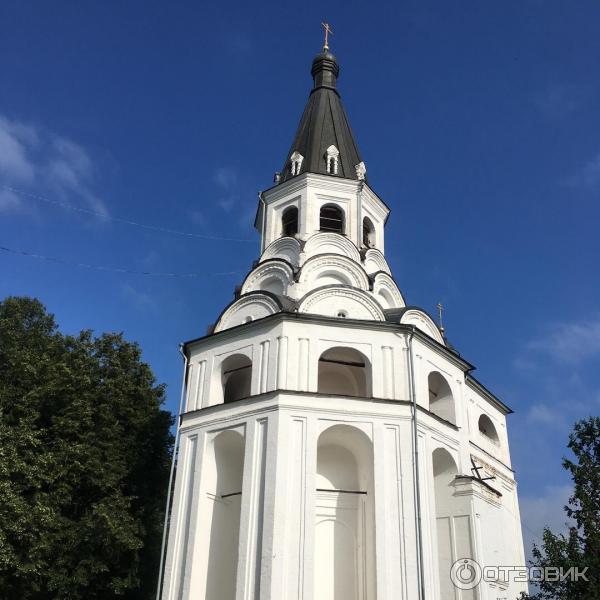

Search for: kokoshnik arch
xmin=159 ymin=37 xmax=527 ymax=600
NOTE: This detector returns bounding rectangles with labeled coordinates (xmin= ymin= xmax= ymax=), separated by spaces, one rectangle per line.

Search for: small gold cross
xmin=437 ymin=302 xmax=445 ymax=332
xmin=321 ymin=22 xmax=333 ymax=51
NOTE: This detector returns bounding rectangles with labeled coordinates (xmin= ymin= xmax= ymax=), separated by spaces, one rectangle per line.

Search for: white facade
xmin=159 ymin=48 xmax=527 ymax=600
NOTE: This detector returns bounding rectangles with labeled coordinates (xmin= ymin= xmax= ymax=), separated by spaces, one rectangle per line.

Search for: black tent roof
xmin=279 ymin=50 xmax=365 ymax=184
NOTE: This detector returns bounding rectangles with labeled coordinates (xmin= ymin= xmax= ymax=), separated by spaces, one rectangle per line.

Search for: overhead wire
xmin=0 ymin=244 xmax=241 ymax=278
xmin=1 ymin=185 xmax=256 ymax=243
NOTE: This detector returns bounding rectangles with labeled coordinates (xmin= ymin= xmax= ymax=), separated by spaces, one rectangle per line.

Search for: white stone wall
xmin=259 ymin=174 xmax=389 ymax=254
xmin=161 ymin=317 xmax=527 ymax=600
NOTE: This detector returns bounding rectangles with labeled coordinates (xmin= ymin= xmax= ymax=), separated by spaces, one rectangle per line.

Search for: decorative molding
xmin=298 ymin=286 xmax=386 ymax=322
xmin=355 ymin=161 xmax=367 ymax=180
xmin=241 ymin=260 xmax=294 ymax=296
xmin=363 ymin=249 xmax=391 ymax=275
xmin=298 ymin=254 xmax=370 ymax=290
xmin=400 ymin=309 xmax=445 ymax=345
xmin=214 ymin=294 xmax=281 ymax=333
xmin=372 ymin=272 xmax=405 ymax=309
xmin=302 ymin=232 xmax=361 ymax=263
xmin=290 ymin=151 xmax=304 ymax=176
xmin=260 ymin=237 xmax=302 ymax=266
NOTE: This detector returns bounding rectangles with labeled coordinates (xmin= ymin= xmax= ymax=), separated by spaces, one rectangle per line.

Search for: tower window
xmin=281 ymin=206 xmax=298 ymax=237
xmin=325 ymin=145 xmax=339 ymax=175
xmin=428 ymin=371 xmax=456 ymax=425
xmin=221 ymin=354 xmax=252 ymax=403
xmin=318 ymin=347 xmax=371 ymax=398
xmin=290 ymin=151 xmax=304 ymax=176
xmin=320 ymin=204 xmax=344 ymax=234
xmin=362 ymin=217 xmax=375 ymax=248
xmin=478 ymin=414 xmax=500 ymax=444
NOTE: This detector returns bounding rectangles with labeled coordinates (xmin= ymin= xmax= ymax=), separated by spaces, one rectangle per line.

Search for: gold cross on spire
xmin=321 ymin=22 xmax=333 ymax=51
xmin=437 ymin=302 xmax=445 ymax=334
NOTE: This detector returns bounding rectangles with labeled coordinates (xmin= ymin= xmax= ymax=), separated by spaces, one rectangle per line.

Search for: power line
xmin=0 ymin=244 xmax=242 ymax=278
xmin=2 ymin=185 xmax=256 ymax=243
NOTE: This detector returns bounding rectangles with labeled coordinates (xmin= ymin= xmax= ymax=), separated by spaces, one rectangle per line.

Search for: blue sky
xmin=1 ymin=1 xmax=599 ymax=558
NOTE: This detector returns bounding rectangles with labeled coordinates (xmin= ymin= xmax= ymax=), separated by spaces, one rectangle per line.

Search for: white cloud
xmin=121 ymin=283 xmax=157 ymax=312
xmin=564 ymin=152 xmax=600 ymax=191
xmin=214 ymin=166 xmax=237 ymax=190
xmin=519 ymin=485 xmax=572 ymax=561
xmin=0 ymin=188 xmax=21 ymax=212
xmin=533 ymin=83 xmax=587 ymax=118
xmin=213 ymin=167 xmax=239 ymax=212
xmin=0 ymin=113 xmax=106 ymax=216
xmin=527 ymin=403 xmax=568 ymax=429
xmin=525 ymin=317 xmax=600 ymax=364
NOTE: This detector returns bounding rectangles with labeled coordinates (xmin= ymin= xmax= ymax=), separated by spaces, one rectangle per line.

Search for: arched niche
xmin=298 ymin=254 xmax=370 ymax=291
xmin=428 ymin=371 xmax=456 ymax=425
xmin=478 ymin=414 xmax=499 ymax=444
xmin=431 ymin=448 xmax=475 ymax=600
xmin=318 ymin=347 xmax=371 ymax=398
xmin=198 ymin=429 xmax=245 ymax=600
xmin=222 ymin=354 xmax=252 ymax=403
xmin=315 ymin=425 xmax=376 ymax=600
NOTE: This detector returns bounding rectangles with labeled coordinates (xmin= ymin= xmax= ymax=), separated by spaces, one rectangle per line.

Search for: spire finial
xmin=321 ymin=22 xmax=333 ymax=51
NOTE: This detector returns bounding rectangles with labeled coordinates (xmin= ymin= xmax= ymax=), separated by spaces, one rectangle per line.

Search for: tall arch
xmin=320 ymin=204 xmax=345 ymax=234
xmin=428 ymin=372 xmax=456 ymax=424
xmin=221 ymin=354 xmax=252 ymax=403
xmin=315 ymin=425 xmax=376 ymax=600
xmin=432 ymin=448 xmax=475 ymax=600
xmin=318 ymin=347 xmax=371 ymax=398
xmin=197 ymin=429 xmax=245 ymax=600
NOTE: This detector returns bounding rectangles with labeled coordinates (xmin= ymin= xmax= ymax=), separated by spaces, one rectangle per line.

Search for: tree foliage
xmin=0 ymin=297 xmax=174 ymax=599
xmin=520 ymin=416 xmax=600 ymax=600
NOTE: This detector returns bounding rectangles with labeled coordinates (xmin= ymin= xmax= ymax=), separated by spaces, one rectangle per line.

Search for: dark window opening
xmin=282 ymin=206 xmax=298 ymax=237
xmin=320 ymin=204 xmax=344 ymax=234
xmin=222 ymin=354 xmax=252 ymax=403
xmin=362 ymin=217 xmax=375 ymax=247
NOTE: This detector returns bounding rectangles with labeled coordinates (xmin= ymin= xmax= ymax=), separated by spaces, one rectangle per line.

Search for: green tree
xmin=520 ymin=417 xmax=599 ymax=600
xmin=0 ymin=297 xmax=174 ymax=599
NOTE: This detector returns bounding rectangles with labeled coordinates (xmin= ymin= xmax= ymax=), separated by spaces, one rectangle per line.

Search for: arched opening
xmin=222 ymin=354 xmax=252 ymax=403
xmin=432 ymin=448 xmax=475 ymax=600
xmin=200 ymin=430 xmax=245 ymax=600
xmin=362 ymin=217 xmax=375 ymax=248
xmin=318 ymin=347 xmax=370 ymax=398
xmin=259 ymin=276 xmax=284 ymax=296
xmin=315 ymin=425 xmax=376 ymax=600
xmin=282 ymin=206 xmax=298 ymax=237
xmin=319 ymin=204 xmax=345 ymax=235
xmin=428 ymin=371 xmax=456 ymax=424
xmin=478 ymin=414 xmax=499 ymax=444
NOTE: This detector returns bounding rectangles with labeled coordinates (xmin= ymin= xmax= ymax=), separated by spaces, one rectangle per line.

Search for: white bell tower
xmin=159 ymin=41 xmax=527 ymax=600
